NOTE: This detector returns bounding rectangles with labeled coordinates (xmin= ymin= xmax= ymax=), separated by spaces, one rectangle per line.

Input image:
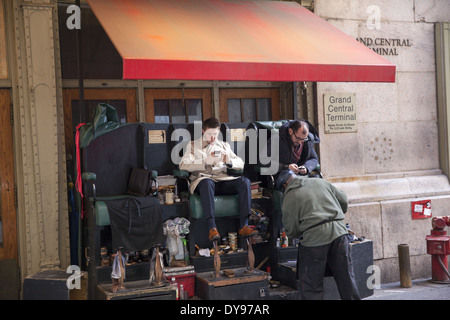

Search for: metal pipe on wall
xmin=76 ymin=0 xmax=85 ymax=124
xmin=398 ymin=244 xmax=412 ymax=288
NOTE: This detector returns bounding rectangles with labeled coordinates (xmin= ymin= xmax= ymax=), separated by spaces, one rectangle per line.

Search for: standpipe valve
xmin=425 ymin=216 xmax=450 ymax=283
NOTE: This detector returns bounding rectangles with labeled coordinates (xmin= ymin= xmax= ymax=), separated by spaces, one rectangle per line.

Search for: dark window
xmin=227 ymin=98 xmax=271 ymax=122
xmin=154 ymin=99 xmax=203 ymax=123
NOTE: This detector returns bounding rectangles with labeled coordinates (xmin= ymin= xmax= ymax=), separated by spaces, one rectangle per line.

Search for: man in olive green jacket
xmin=278 ymin=170 xmax=360 ymax=300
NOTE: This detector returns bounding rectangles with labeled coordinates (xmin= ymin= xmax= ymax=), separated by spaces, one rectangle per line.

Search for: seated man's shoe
xmin=239 ymin=225 xmax=258 ymax=238
xmin=209 ymin=228 xmax=221 ymax=241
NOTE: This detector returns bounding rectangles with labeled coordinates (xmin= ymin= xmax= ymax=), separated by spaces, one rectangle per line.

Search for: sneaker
xmin=209 ymin=228 xmax=220 ymax=241
xmin=239 ymin=225 xmax=258 ymax=238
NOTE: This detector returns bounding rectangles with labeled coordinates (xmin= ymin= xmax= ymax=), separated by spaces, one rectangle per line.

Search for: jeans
xmin=195 ymin=176 xmax=251 ymax=230
xmin=297 ymin=234 xmax=361 ymax=300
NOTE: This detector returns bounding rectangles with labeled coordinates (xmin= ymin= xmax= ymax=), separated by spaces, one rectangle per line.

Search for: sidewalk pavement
xmin=363 ymin=278 xmax=450 ymax=300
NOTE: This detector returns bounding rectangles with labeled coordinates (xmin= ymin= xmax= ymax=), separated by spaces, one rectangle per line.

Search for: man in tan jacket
xmin=180 ymin=117 xmax=257 ymax=241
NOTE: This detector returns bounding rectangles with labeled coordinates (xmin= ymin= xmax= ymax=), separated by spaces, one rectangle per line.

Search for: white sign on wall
xmin=324 ymin=93 xmax=357 ymax=133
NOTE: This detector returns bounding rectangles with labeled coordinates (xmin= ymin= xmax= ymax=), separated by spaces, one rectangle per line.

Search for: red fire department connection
xmin=426 ymin=216 xmax=450 ymax=283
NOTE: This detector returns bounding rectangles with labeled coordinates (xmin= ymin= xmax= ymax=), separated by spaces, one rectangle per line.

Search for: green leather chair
xmin=172 ymin=121 xmax=249 ymax=253
xmin=173 ymin=168 xmax=243 ymax=220
xmin=82 ymin=170 xmax=159 ymax=228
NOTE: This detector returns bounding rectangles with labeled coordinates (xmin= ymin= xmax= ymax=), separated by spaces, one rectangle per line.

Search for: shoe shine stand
xmin=196 ymin=237 xmax=269 ymax=300
xmin=96 ymin=246 xmax=178 ymax=300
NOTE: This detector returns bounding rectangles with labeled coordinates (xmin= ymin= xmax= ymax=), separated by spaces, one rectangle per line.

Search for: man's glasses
xmin=292 ymin=131 xmax=309 ymax=142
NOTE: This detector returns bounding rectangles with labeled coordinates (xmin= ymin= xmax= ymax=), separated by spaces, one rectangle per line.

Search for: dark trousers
xmin=296 ymin=234 xmax=361 ymax=300
xmin=195 ymin=177 xmax=251 ymax=230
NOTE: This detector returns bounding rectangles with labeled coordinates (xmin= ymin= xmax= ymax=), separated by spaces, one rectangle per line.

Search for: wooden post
xmin=154 ymin=246 xmax=163 ymax=286
xmin=214 ymin=239 xmax=221 ymax=278
xmin=247 ymin=238 xmax=255 ymax=271
xmin=118 ymin=250 xmax=125 ymax=291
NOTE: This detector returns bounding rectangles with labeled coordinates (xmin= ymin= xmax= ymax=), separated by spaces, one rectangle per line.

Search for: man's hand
xmin=288 ymin=163 xmax=307 ymax=175
xmin=288 ymin=163 xmax=299 ymax=173
xmin=298 ymin=166 xmax=307 ymax=175
xmin=207 ymin=151 xmax=225 ymax=166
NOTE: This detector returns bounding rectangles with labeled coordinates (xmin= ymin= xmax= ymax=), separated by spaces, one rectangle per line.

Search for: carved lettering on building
xmin=356 ymin=38 xmax=412 ymax=56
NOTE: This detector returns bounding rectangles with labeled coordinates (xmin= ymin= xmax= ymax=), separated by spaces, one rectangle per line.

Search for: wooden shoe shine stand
xmin=97 ymin=246 xmax=178 ymax=300
xmin=196 ymin=267 xmax=269 ymax=300
xmin=195 ymin=236 xmax=269 ymax=300
xmin=96 ymin=279 xmax=177 ymax=300
xmin=78 ymin=121 xmax=373 ymax=300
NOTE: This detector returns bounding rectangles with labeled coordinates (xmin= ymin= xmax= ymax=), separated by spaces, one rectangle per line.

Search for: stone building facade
xmin=0 ymin=0 xmax=449 ymax=298
xmin=314 ymin=0 xmax=450 ymax=282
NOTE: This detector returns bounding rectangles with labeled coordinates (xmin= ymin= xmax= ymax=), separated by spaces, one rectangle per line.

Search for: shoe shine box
xmin=195 ymin=267 xmax=269 ymax=300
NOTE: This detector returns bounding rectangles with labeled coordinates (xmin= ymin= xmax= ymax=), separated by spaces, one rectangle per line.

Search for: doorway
xmin=144 ymin=88 xmax=212 ymax=123
xmin=0 ymin=89 xmax=19 ymax=299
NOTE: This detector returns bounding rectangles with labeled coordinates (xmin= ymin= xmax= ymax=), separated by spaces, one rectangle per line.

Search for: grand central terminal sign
xmin=356 ymin=37 xmax=412 ymax=56
xmin=324 ymin=93 xmax=357 ymax=133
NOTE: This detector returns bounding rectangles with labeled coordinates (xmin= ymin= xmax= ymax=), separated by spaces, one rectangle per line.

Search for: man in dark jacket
xmin=277 ymin=120 xmax=320 ymax=175
xmin=277 ymin=170 xmax=361 ymax=300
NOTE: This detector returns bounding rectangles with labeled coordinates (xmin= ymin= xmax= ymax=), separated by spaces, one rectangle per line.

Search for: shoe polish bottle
xmin=180 ymin=284 xmax=185 ymax=300
xmin=171 ymin=277 xmax=179 ymax=300
xmin=182 ymin=238 xmax=189 ymax=263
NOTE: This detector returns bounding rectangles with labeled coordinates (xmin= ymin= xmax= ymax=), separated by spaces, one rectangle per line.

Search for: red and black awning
xmin=87 ymin=0 xmax=396 ymax=82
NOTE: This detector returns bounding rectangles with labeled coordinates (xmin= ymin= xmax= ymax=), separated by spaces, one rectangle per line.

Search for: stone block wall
xmin=314 ymin=0 xmax=450 ymax=283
